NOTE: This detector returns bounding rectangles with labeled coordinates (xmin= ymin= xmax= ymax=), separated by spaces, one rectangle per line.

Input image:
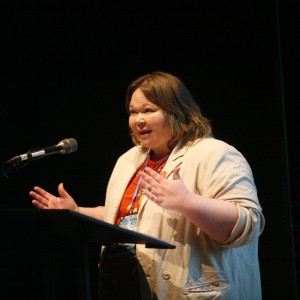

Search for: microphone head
xmin=57 ymin=138 xmax=78 ymax=154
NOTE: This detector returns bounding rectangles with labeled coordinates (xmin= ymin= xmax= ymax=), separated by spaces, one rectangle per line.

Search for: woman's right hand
xmin=29 ymin=183 xmax=79 ymax=211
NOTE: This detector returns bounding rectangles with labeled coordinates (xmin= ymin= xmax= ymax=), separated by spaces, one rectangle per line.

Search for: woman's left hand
xmin=139 ymin=166 xmax=189 ymax=211
xmin=140 ymin=166 xmax=239 ymax=242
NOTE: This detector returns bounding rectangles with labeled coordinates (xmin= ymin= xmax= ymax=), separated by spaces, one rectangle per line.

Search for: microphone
xmin=12 ymin=138 xmax=78 ymax=162
xmin=2 ymin=138 xmax=78 ymax=179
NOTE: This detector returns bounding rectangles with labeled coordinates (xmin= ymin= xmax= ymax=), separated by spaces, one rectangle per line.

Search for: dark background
xmin=1 ymin=0 xmax=299 ymax=299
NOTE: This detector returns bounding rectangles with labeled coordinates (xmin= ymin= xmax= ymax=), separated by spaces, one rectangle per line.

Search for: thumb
xmin=173 ymin=167 xmax=181 ymax=180
xmin=58 ymin=182 xmax=70 ymax=198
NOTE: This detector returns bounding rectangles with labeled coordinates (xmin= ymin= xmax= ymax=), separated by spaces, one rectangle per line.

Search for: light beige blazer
xmin=104 ymin=137 xmax=265 ymax=300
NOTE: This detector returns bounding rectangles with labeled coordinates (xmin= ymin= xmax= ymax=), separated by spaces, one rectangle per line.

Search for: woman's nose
xmin=136 ymin=112 xmax=146 ymax=124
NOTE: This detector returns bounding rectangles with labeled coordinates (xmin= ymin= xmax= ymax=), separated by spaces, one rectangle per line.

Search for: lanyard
xmin=129 ymin=151 xmax=170 ymax=216
xmin=129 ymin=154 xmax=150 ymax=215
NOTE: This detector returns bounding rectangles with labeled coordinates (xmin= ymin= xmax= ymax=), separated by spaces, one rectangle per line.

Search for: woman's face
xmin=129 ymin=88 xmax=172 ymax=159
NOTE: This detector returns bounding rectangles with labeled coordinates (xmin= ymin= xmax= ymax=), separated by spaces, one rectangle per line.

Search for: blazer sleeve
xmin=198 ymin=141 xmax=265 ymax=247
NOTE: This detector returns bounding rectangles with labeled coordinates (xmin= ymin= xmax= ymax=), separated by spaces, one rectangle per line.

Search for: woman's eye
xmin=145 ymin=108 xmax=154 ymax=113
xmin=129 ymin=108 xmax=156 ymax=115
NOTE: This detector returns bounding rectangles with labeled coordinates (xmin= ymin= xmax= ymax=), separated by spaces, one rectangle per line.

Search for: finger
xmin=32 ymin=199 xmax=48 ymax=209
xmin=140 ymin=175 xmax=158 ymax=192
xmin=139 ymin=171 xmax=155 ymax=185
xmin=29 ymin=190 xmax=49 ymax=207
xmin=142 ymin=188 xmax=162 ymax=205
xmin=149 ymin=193 xmax=162 ymax=205
xmin=144 ymin=167 xmax=163 ymax=182
xmin=32 ymin=186 xmax=54 ymax=201
xmin=142 ymin=189 xmax=152 ymax=198
xmin=143 ymin=189 xmax=157 ymax=201
xmin=58 ymin=182 xmax=70 ymax=198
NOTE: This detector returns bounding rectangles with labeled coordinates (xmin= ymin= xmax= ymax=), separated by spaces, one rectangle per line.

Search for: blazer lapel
xmin=139 ymin=144 xmax=189 ymax=211
xmin=107 ymin=149 xmax=149 ymax=223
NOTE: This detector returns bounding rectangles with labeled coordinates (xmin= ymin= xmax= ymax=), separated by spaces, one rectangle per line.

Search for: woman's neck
xmin=150 ymin=149 xmax=171 ymax=161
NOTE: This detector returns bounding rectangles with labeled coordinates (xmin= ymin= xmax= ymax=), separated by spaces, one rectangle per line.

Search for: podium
xmin=0 ymin=209 xmax=175 ymax=300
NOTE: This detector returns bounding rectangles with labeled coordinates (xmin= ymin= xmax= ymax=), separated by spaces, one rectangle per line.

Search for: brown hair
xmin=125 ymin=71 xmax=212 ymax=149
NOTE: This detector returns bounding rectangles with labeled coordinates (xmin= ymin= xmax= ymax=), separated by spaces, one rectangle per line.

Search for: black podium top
xmin=0 ymin=209 xmax=175 ymax=249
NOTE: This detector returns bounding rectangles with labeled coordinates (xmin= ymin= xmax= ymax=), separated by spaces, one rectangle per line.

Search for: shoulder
xmin=114 ymin=146 xmax=148 ymax=168
xmin=183 ymin=137 xmax=251 ymax=169
xmin=172 ymin=137 xmax=242 ymax=162
xmin=117 ymin=146 xmax=146 ymax=160
xmin=187 ymin=137 xmax=240 ymax=156
xmin=108 ymin=146 xmax=148 ymax=182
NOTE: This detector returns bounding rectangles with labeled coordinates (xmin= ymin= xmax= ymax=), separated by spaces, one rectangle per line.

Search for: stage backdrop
xmin=1 ymin=1 xmax=298 ymax=299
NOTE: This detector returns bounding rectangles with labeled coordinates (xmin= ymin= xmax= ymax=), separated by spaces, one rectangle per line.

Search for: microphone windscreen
xmin=58 ymin=138 xmax=78 ymax=154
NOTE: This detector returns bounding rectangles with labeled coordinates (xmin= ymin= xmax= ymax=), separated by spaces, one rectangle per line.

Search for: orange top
xmin=115 ymin=155 xmax=169 ymax=226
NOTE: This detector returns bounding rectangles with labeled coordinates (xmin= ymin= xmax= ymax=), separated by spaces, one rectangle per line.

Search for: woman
xmin=30 ymin=71 xmax=265 ymax=299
